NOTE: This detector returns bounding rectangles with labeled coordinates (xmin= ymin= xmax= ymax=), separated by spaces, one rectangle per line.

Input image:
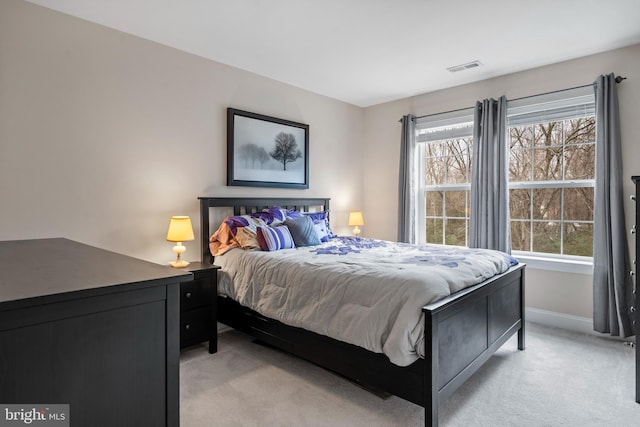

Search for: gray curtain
xmin=469 ymin=96 xmax=511 ymax=253
xmin=398 ymin=114 xmax=416 ymax=243
xmin=592 ymin=73 xmax=634 ymax=337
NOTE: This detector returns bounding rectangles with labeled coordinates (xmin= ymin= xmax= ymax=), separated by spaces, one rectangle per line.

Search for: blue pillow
xmin=302 ymin=211 xmax=335 ymax=242
xmin=284 ymin=216 xmax=321 ymax=247
xmin=256 ymin=225 xmax=296 ymax=251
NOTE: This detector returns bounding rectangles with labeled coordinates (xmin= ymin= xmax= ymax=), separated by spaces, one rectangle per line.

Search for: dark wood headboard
xmin=198 ymin=197 xmax=331 ymax=264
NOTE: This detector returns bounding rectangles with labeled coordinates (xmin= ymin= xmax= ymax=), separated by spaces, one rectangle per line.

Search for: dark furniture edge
xmin=631 ymin=176 xmax=639 ymax=403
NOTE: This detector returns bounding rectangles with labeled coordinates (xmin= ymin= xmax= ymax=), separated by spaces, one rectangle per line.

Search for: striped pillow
xmin=256 ymin=225 xmax=296 ymax=251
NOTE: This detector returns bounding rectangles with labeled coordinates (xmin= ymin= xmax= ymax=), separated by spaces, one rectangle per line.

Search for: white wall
xmin=363 ymin=44 xmax=640 ymax=320
xmin=0 ymin=0 xmax=364 ymax=264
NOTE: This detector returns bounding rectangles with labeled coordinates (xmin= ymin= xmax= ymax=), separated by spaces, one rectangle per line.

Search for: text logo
xmin=0 ymin=405 xmax=69 ymax=426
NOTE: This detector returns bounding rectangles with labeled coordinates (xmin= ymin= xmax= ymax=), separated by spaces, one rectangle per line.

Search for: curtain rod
xmin=400 ymin=75 xmax=627 ymax=122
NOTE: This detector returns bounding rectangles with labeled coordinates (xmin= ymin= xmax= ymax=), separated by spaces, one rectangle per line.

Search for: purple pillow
xmin=257 ymin=206 xmax=305 ymax=224
xmin=256 ymin=226 xmax=296 ymax=251
xmin=223 ymin=215 xmax=265 ymax=236
xmin=261 ymin=206 xmax=287 ymax=223
xmin=248 ymin=211 xmax=277 ymax=225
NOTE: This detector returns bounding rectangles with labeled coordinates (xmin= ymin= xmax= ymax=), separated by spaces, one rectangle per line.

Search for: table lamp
xmin=348 ymin=211 xmax=364 ymax=236
xmin=166 ymin=216 xmax=195 ymax=268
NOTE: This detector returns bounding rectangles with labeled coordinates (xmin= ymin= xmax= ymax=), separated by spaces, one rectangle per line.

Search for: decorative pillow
xmin=248 ymin=211 xmax=278 ymax=225
xmin=223 ymin=215 xmax=266 ymax=235
xmin=283 ymin=216 xmax=321 ymax=247
xmin=256 ymin=225 xmax=296 ymax=251
xmin=235 ymin=227 xmax=261 ymax=250
xmin=209 ymin=215 xmax=267 ymax=256
xmin=302 ymin=211 xmax=335 ymax=242
xmin=209 ymin=222 xmax=237 ymax=256
xmin=255 ymin=207 xmax=304 ymax=224
xmin=284 ymin=209 xmax=304 ymax=219
xmin=261 ymin=206 xmax=288 ymax=224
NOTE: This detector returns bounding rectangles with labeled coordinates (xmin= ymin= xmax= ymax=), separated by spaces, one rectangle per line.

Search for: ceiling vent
xmin=446 ymin=60 xmax=482 ymax=73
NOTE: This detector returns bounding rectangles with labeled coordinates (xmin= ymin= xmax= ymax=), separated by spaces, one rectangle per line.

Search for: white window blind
xmin=416 ymin=107 xmax=474 ymax=143
xmin=507 ymin=85 xmax=595 ymax=127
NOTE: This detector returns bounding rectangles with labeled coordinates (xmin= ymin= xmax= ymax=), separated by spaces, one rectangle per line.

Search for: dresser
xmin=633 ymin=176 xmax=640 ymax=403
xmin=0 ymin=238 xmax=191 ymax=427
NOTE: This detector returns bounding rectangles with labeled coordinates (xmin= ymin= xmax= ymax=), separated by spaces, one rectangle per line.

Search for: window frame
xmin=414 ymin=87 xmax=595 ymax=273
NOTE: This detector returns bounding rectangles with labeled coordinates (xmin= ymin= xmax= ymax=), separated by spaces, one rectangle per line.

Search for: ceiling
xmin=26 ymin=0 xmax=640 ymax=107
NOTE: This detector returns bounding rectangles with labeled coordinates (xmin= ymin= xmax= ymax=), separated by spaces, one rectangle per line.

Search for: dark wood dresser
xmin=633 ymin=176 xmax=640 ymax=403
xmin=0 ymin=238 xmax=191 ymax=427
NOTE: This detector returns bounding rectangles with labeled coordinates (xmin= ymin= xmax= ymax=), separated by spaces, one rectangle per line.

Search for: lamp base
xmin=169 ymin=259 xmax=190 ymax=268
xmin=169 ymin=242 xmax=189 ymax=268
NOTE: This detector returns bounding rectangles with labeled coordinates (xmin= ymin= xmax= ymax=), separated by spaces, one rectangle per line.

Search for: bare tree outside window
xmin=423 ymin=135 xmax=472 ymax=246
xmin=421 ymin=116 xmax=595 ymax=257
xmin=509 ymin=117 xmax=595 ymax=256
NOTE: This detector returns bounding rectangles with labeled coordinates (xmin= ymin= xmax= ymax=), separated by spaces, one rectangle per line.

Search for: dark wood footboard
xmin=423 ymin=264 xmax=525 ymax=426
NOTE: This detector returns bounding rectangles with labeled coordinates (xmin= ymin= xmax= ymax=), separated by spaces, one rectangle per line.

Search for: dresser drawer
xmin=180 ymin=276 xmax=212 ymax=311
xmin=180 ymin=307 xmax=210 ymax=348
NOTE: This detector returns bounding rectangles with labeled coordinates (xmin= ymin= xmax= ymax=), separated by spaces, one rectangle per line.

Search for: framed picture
xmin=227 ymin=108 xmax=309 ymax=189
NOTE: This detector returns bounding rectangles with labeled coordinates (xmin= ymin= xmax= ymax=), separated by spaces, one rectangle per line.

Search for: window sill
xmin=512 ymin=253 xmax=593 ymax=275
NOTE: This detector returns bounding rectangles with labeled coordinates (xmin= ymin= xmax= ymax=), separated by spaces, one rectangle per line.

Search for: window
xmin=507 ymin=87 xmax=595 ymax=259
xmin=416 ymin=109 xmax=474 ymax=246
xmin=415 ymin=87 xmax=595 ymax=262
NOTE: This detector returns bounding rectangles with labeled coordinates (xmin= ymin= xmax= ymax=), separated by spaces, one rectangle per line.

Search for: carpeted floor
xmin=180 ymin=323 xmax=638 ymax=426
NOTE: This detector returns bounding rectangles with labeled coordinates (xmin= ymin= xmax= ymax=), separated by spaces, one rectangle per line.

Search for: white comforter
xmin=215 ymin=236 xmax=517 ymax=366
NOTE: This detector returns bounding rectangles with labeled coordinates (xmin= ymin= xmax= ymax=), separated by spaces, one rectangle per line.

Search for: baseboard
xmin=525 ymin=307 xmax=592 ymax=333
xmin=525 ymin=307 xmax=631 ymax=341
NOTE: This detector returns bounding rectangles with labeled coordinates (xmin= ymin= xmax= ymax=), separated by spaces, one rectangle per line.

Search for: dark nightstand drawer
xmin=180 ymin=307 xmax=211 ymax=348
xmin=180 ymin=276 xmax=211 ymax=311
xmin=177 ymin=262 xmax=220 ymax=353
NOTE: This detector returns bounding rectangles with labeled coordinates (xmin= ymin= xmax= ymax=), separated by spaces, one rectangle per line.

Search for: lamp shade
xmin=166 ymin=216 xmax=194 ymax=242
xmin=348 ymin=211 xmax=364 ymax=227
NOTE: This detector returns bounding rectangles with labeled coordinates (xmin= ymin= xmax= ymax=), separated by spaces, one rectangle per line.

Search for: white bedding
xmin=215 ymin=236 xmax=518 ymax=366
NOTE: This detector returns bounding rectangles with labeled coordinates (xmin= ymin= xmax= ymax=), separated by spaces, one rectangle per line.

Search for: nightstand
xmin=178 ymin=262 xmax=221 ymax=353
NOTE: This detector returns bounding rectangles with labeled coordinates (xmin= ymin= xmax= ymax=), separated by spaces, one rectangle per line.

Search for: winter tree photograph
xmin=227 ymin=109 xmax=309 ymax=189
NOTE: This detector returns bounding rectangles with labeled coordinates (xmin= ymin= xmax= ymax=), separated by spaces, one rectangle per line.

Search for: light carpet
xmin=180 ymin=323 xmax=638 ymax=426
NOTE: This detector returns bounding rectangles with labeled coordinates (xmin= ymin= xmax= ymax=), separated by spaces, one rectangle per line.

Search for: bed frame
xmin=199 ymin=196 xmax=525 ymax=427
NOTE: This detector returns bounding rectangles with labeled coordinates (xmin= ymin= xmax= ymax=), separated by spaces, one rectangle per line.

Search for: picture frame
xmin=227 ymin=108 xmax=309 ymax=189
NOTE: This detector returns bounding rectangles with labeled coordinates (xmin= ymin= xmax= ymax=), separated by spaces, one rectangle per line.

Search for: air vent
xmin=446 ymin=60 xmax=482 ymax=73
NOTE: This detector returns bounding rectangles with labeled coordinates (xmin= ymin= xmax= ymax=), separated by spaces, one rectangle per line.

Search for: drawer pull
xmin=185 ymin=324 xmax=191 ymax=330
xmin=631 ymin=306 xmax=636 ymax=313
xmin=630 ymin=271 xmax=635 ymax=277
xmin=632 ymin=226 xmax=637 ymax=234
xmin=632 ymin=195 xmax=637 ymax=202
xmin=185 ymin=292 xmax=192 ymax=299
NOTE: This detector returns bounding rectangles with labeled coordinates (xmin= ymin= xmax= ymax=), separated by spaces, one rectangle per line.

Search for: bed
xmin=199 ymin=196 xmax=525 ymax=427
